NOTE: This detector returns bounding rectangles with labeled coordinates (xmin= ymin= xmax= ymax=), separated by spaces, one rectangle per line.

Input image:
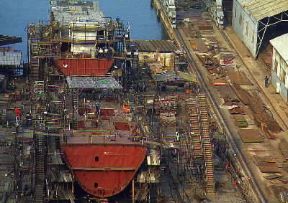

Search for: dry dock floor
xmin=176 ymin=4 xmax=288 ymax=202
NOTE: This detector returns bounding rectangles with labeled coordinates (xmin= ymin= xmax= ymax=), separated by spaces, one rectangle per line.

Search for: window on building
xmin=280 ymin=59 xmax=286 ymax=82
xmin=285 ymin=72 xmax=288 ymax=88
xmin=281 ymin=59 xmax=286 ymax=79
xmin=277 ymin=60 xmax=281 ymax=78
xmin=239 ymin=14 xmax=243 ymax=25
xmin=274 ymin=60 xmax=278 ymax=72
xmin=280 ymin=68 xmax=285 ymax=82
xmin=276 ymin=52 xmax=281 ymax=77
xmin=272 ymin=49 xmax=276 ymax=71
xmin=245 ymin=22 xmax=249 ymax=36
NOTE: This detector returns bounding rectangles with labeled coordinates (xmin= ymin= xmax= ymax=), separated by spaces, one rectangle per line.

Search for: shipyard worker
xmin=141 ymin=82 xmax=147 ymax=92
xmin=15 ymin=121 xmax=20 ymax=134
xmin=175 ymin=131 xmax=180 ymax=141
xmin=14 ymin=107 xmax=22 ymax=119
xmin=265 ymin=75 xmax=269 ymax=88
xmin=95 ymin=101 xmax=101 ymax=115
xmin=25 ymin=113 xmax=32 ymax=127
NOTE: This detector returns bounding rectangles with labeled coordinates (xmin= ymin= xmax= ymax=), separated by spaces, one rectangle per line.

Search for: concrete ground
xmin=222 ymin=26 xmax=288 ymax=202
xmin=223 ymin=26 xmax=288 ymax=131
xmin=173 ymin=4 xmax=288 ymax=202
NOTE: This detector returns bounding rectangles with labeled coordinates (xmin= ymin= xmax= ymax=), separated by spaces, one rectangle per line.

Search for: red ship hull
xmin=62 ymin=144 xmax=147 ymax=198
xmin=55 ymin=58 xmax=114 ymax=76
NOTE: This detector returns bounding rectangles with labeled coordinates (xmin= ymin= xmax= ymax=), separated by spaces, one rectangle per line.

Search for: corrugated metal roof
xmin=0 ymin=35 xmax=22 ymax=46
xmin=240 ymin=0 xmax=288 ymax=21
xmin=66 ymin=76 xmax=122 ymax=89
xmin=152 ymin=71 xmax=183 ymax=82
xmin=270 ymin=33 xmax=288 ymax=63
xmin=130 ymin=40 xmax=177 ymax=53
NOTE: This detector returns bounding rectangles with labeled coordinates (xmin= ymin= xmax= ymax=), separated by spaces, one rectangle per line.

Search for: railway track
xmin=174 ymin=29 xmax=267 ymax=203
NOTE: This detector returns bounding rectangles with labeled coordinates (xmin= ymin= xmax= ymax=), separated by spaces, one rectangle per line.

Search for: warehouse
xmin=0 ymin=47 xmax=22 ymax=75
xmin=232 ymin=0 xmax=288 ymax=58
xmin=128 ymin=40 xmax=177 ymax=69
xmin=270 ymin=34 xmax=288 ymax=102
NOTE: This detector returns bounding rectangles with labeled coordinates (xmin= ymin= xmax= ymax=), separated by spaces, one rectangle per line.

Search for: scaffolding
xmin=198 ymin=94 xmax=215 ymax=196
xmin=156 ymin=95 xmax=178 ymax=145
xmin=27 ymin=11 xmax=129 ymax=81
xmin=157 ymin=93 xmax=215 ymax=198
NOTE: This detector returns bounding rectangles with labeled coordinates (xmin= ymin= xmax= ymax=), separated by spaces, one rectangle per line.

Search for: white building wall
xmin=71 ymin=44 xmax=96 ymax=55
xmin=232 ymin=0 xmax=258 ymax=57
xmin=271 ymin=48 xmax=288 ymax=102
xmin=71 ymin=32 xmax=97 ymax=41
xmin=138 ymin=52 xmax=175 ymax=69
xmin=0 ymin=51 xmax=22 ymax=66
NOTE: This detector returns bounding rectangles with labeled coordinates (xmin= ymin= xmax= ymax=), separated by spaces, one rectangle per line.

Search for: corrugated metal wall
xmin=232 ymin=0 xmax=258 ymax=57
xmin=0 ymin=50 xmax=22 ymax=66
xmin=271 ymin=48 xmax=288 ymax=102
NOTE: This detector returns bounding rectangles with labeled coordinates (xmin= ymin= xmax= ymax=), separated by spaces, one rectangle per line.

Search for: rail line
xmin=174 ymin=29 xmax=267 ymax=203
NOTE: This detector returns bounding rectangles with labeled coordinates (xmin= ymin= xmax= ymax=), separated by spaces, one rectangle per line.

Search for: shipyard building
xmin=232 ymin=0 xmax=288 ymax=58
xmin=270 ymin=34 xmax=288 ymax=102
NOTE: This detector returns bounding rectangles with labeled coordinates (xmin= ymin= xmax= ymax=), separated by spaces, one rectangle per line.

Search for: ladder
xmin=198 ymin=94 xmax=215 ymax=195
xmin=71 ymin=90 xmax=79 ymax=129
xmin=34 ymin=132 xmax=47 ymax=202
xmin=30 ymin=57 xmax=40 ymax=81
xmin=186 ymin=98 xmax=203 ymax=159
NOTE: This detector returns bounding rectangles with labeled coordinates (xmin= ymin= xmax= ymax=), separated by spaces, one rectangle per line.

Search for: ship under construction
xmin=0 ymin=0 xmax=250 ymax=203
